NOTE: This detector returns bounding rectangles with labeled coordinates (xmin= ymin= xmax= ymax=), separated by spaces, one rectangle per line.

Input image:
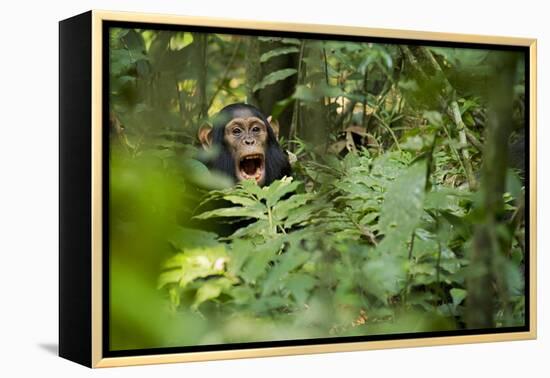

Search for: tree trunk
xmin=193 ymin=33 xmax=208 ymax=122
xmin=245 ymin=37 xmax=261 ymax=108
xmin=466 ymin=52 xmax=518 ymax=329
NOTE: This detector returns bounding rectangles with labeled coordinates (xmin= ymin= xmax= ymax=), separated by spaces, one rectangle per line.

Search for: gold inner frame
xmin=90 ymin=9 xmax=537 ymax=368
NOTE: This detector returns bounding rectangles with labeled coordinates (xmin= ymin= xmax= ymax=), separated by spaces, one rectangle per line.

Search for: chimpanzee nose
xmin=244 ymin=138 xmax=255 ymax=146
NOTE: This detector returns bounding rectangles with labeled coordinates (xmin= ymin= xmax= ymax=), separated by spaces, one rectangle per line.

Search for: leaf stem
xmin=267 ymin=205 xmax=275 ymax=235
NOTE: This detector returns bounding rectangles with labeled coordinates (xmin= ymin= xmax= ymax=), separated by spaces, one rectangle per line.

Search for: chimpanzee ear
xmin=267 ymin=116 xmax=280 ymax=140
xmin=198 ymin=124 xmax=213 ymax=148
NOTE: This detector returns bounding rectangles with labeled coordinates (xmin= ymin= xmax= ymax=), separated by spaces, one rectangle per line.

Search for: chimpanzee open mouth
xmin=238 ymin=154 xmax=265 ymax=183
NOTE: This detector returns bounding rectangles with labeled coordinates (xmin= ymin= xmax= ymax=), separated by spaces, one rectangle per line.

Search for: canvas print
xmin=107 ymin=23 xmax=528 ymax=355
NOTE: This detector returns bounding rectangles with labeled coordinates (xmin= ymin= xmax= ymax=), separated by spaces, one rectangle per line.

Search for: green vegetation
xmin=109 ymin=28 xmax=526 ymax=351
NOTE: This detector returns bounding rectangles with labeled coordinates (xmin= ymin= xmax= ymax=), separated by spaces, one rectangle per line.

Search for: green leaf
xmin=250 ymin=296 xmax=288 ymax=313
xmin=160 ymin=246 xmax=228 ymax=288
xmin=424 ymin=188 xmax=471 ymax=211
xmin=286 ymin=273 xmax=316 ymax=304
xmin=193 ymin=203 xmax=267 ymax=220
xmin=319 ymin=83 xmax=344 ymax=97
xmin=378 ymin=160 xmax=427 ymax=254
xmin=241 ymin=179 xmax=268 ymax=199
xmin=241 ymin=239 xmax=284 ymax=284
xmin=429 ymin=47 xmax=489 ymax=69
xmin=262 ymin=251 xmax=310 ymax=296
xmin=258 ymin=37 xmax=301 ymax=45
xmin=423 ymin=110 xmax=443 ymax=126
xmin=222 ymin=195 xmax=258 ymax=207
xmin=270 ymin=97 xmax=295 ymax=120
xmin=229 ymin=219 xmax=271 ymax=240
xmin=258 ymin=36 xmax=278 ymax=42
xmin=273 ymin=193 xmax=313 ymax=221
xmin=260 ymin=46 xmax=299 ymax=63
xmin=505 ymin=168 xmax=523 ymax=200
xmin=410 ymin=263 xmax=436 ymax=276
xmin=122 ymin=30 xmax=146 ymax=54
xmin=284 ymin=202 xmax=323 ymax=229
xmin=228 ymin=286 xmax=254 ymax=304
xmin=450 ymin=288 xmax=467 ymax=307
xmin=363 ymin=255 xmax=407 ymax=302
xmin=157 ymin=269 xmax=182 ymax=288
xmin=170 ymin=32 xmax=194 ymax=50
xmin=227 ymin=239 xmax=254 ymax=276
xmin=253 ymin=69 xmax=297 ymax=92
xmin=110 ymin=49 xmax=148 ymax=75
xmin=264 ymin=177 xmax=300 ymax=207
xmin=399 ymin=80 xmax=419 ymax=92
xmin=192 ymin=278 xmax=233 ymax=310
xmin=502 ymin=259 xmax=524 ymax=296
xmin=169 ymin=226 xmax=219 ymax=249
xmin=401 ymin=136 xmax=425 ymax=151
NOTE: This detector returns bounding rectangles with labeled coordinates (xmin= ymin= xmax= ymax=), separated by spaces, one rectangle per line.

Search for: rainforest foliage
xmin=108 ymin=27 xmax=526 ymax=350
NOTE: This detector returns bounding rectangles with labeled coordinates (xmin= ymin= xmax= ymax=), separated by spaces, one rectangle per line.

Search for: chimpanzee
xmin=198 ymin=103 xmax=291 ymax=186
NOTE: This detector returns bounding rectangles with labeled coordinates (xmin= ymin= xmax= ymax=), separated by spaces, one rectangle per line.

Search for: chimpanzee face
xmin=223 ymin=116 xmax=268 ymax=185
xmin=198 ymin=103 xmax=291 ymax=187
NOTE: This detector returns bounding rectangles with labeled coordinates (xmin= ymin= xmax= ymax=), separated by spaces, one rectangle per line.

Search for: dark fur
xmin=207 ymin=103 xmax=291 ymax=185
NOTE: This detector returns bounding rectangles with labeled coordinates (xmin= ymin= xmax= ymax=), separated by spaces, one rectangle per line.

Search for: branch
xmin=450 ymin=101 xmax=477 ymax=189
xmin=289 ymin=40 xmax=306 ymax=149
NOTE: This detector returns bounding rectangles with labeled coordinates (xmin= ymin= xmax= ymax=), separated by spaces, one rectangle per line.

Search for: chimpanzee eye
xmin=232 ymin=128 xmax=242 ymax=135
xmin=252 ymin=126 xmax=260 ymax=133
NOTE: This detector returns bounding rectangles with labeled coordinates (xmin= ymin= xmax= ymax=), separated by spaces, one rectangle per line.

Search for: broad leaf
xmin=450 ymin=288 xmax=467 ymax=307
xmin=262 ymin=250 xmax=310 ymax=296
xmin=159 ymin=246 xmax=228 ymax=288
xmin=264 ymin=177 xmax=300 ymax=207
xmin=260 ymin=47 xmax=299 ymax=63
xmin=193 ymin=203 xmax=267 ymax=220
xmin=241 ymin=239 xmax=284 ymax=284
xmin=192 ymin=277 xmax=234 ymax=310
xmin=253 ymin=69 xmax=297 ymax=92
xmin=273 ymin=193 xmax=313 ymax=221
xmin=378 ymin=160 xmax=427 ymax=254
xmin=286 ymin=273 xmax=316 ymax=304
